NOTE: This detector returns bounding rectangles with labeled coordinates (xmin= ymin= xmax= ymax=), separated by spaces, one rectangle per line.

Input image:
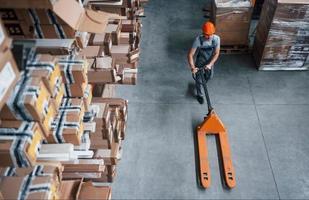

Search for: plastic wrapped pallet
xmin=211 ymin=0 xmax=253 ymax=46
xmin=253 ymin=0 xmax=309 ymax=70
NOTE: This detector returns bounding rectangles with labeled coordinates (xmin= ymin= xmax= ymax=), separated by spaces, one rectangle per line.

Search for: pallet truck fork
xmin=193 ymin=68 xmax=236 ymax=189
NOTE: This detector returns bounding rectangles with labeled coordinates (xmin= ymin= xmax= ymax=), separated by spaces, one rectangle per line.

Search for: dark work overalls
xmin=194 ymin=35 xmax=217 ymax=97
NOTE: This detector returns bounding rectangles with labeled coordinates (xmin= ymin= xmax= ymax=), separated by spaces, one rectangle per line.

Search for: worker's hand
xmin=204 ymin=64 xmax=212 ymax=70
xmin=191 ymin=67 xmax=198 ymax=74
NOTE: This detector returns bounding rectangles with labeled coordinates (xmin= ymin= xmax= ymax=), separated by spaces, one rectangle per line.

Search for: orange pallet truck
xmin=193 ymin=68 xmax=236 ymax=189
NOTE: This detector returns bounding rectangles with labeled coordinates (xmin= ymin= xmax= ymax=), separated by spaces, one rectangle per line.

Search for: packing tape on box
xmin=17 ymin=172 xmax=52 ymax=200
xmin=47 ymin=9 xmax=66 ymax=39
xmin=0 ymin=122 xmax=41 ymax=167
xmin=63 ymin=83 xmax=71 ymax=97
xmin=51 ymin=99 xmax=81 ymax=143
xmin=52 ymin=76 xmax=62 ymax=98
xmin=3 ymin=165 xmax=54 ymax=178
xmin=83 ymin=84 xmax=91 ymax=99
xmin=83 ymin=104 xmax=100 ymax=123
xmin=58 ymin=55 xmax=86 ymax=84
xmin=7 ymin=74 xmax=50 ymax=121
xmin=59 ymin=98 xmax=82 ymax=112
xmin=26 ymin=59 xmax=55 ymax=75
xmin=28 ymin=8 xmax=66 ymax=39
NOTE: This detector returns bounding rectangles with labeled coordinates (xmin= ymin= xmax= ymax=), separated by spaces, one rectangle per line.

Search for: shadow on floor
xmin=186 ymin=82 xmax=197 ymax=99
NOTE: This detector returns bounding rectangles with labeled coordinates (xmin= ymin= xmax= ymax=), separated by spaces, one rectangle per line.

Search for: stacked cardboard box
xmin=0 ymin=0 xmax=148 ymax=198
xmin=83 ymin=0 xmax=145 ymax=85
xmin=0 ymin=0 xmax=115 ymax=48
xmin=211 ymin=0 xmax=253 ymax=46
xmin=253 ymin=0 xmax=309 ymax=70
xmin=0 ymin=164 xmax=112 ymax=199
xmin=0 ymin=19 xmax=20 ymax=110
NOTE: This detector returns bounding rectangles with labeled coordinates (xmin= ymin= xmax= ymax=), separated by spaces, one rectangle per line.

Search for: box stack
xmin=0 ymin=0 xmax=148 ymax=199
xmin=0 ymin=19 xmax=19 ymax=110
xmin=211 ymin=0 xmax=253 ymax=48
xmin=83 ymin=0 xmax=146 ymax=85
xmin=253 ymin=0 xmax=309 ymax=70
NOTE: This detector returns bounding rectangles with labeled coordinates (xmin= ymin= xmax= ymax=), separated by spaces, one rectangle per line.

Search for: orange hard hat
xmin=202 ymin=22 xmax=215 ymax=35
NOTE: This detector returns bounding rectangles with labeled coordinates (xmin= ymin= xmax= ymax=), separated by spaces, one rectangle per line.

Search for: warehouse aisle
xmin=113 ymin=0 xmax=309 ymax=199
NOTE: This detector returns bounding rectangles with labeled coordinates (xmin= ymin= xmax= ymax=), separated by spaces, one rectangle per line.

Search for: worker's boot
xmin=197 ymin=95 xmax=204 ymax=104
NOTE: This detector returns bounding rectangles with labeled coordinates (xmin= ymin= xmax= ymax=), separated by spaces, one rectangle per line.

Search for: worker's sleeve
xmin=215 ymin=36 xmax=220 ymax=50
xmin=192 ymin=36 xmax=200 ymax=49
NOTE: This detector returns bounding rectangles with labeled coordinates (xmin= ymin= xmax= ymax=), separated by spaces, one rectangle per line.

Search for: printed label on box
xmin=0 ymin=24 xmax=5 ymax=45
xmin=0 ymin=62 xmax=16 ymax=101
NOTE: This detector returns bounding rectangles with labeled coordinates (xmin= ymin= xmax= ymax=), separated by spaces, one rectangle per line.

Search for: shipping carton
xmin=0 ymin=176 xmax=57 ymax=200
xmin=0 ymin=74 xmax=51 ymax=122
xmin=0 ymin=0 xmax=113 ymax=34
xmin=0 ymin=121 xmax=44 ymax=167
xmin=0 ymin=19 xmax=12 ymax=52
xmin=0 ymin=49 xmax=20 ymax=110
xmin=78 ymin=182 xmax=111 ymax=200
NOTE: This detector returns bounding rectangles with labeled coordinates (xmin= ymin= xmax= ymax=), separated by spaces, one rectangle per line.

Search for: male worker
xmin=187 ymin=21 xmax=220 ymax=104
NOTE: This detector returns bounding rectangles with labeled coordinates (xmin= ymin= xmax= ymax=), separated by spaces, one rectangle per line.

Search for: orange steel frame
xmin=197 ymin=110 xmax=236 ymax=189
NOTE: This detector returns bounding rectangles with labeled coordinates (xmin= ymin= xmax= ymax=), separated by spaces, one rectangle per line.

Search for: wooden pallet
xmin=220 ymin=45 xmax=251 ymax=54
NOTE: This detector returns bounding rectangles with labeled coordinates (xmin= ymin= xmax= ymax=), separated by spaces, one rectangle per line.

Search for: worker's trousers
xmin=195 ymin=67 xmax=214 ymax=97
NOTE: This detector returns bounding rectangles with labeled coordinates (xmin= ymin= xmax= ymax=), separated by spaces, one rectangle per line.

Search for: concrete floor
xmin=113 ymin=0 xmax=309 ymax=199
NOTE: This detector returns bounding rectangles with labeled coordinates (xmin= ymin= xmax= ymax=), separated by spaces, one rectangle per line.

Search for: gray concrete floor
xmin=113 ymin=0 xmax=309 ymax=199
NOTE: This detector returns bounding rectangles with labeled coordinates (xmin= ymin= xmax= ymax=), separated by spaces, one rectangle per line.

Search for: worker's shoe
xmin=197 ymin=95 xmax=204 ymax=104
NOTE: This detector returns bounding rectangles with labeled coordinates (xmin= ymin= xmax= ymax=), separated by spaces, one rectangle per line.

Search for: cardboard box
xmin=0 ymin=19 xmax=12 ymax=52
xmin=62 ymin=159 xmax=105 ymax=173
xmin=102 ymin=84 xmax=116 ymax=98
xmin=79 ymin=45 xmax=104 ymax=59
xmin=0 ymin=164 xmax=63 ymax=188
xmin=0 ymin=74 xmax=51 ymax=122
xmin=105 ymin=23 xmax=121 ymax=45
xmin=34 ymin=24 xmax=76 ymax=39
xmin=26 ymin=54 xmax=61 ymax=97
xmin=75 ymin=31 xmax=90 ymax=49
xmin=91 ymin=101 xmax=111 ymax=130
xmin=93 ymin=142 xmax=121 ymax=165
xmin=40 ymin=100 xmax=58 ymax=138
xmin=50 ymin=78 xmax=65 ymax=110
xmin=88 ymin=33 xmax=106 ymax=46
xmin=211 ymin=0 xmax=253 ymax=45
xmin=64 ymin=82 xmax=88 ymax=98
xmin=87 ymin=57 xmax=118 ymax=84
xmin=78 ymin=182 xmax=112 ymax=200
xmin=2 ymin=21 xmax=35 ymax=39
xmin=82 ymin=84 xmax=92 ymax=112
xmin=59 ymin=179 xmax=83 ymax=200
xmin=122 ymin=71 xmax=137 ymax=85
xmin=119 ymin=32 xmax=130 ymax=44
xmin=49 ymin=107 xmax=84 ymax=145
xmin=63 ymin=172 xmax=102 ymax=179
xmin=0 ymin=0 xmax=114 ymax=34
xmin=34 ymin=39 xmax=76 ymax=55
xmin=59 ymin=98 xmax=85 ymax=121
xmin=0 ymin=50 xmax=20 ymax=110
xmin=0 ymin=121 xmax=44 ymax=167
xmin=121 ymin=19 xmax=137 ymax=32
xmin=0 ymin=8 xmax=66 ymax=25
xmin=92 ymin=97 xmax=128 ymax=121
xmin=90 ymin=136 xmax=110 ymax=150
xmin=110 ymin=44 xmax=129 ymax=60
xmin=58 ymin=55 xmax=88 ymax=84
xmin=0 ymin=176 xmax=57 ymax=200
xmin=103 ymin=33 xmax=113 ymax=56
